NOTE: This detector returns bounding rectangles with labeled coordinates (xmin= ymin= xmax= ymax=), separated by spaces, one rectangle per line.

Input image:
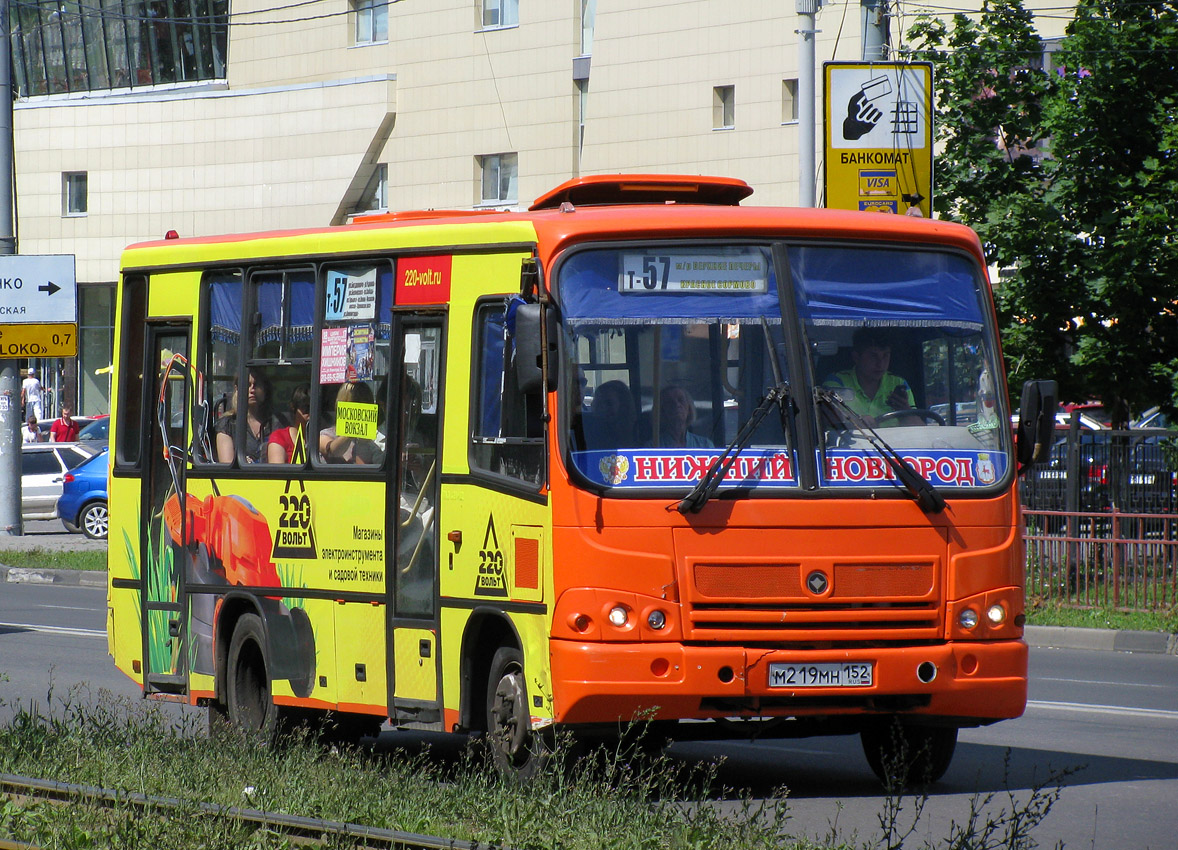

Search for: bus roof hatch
xmin=529 ymin=174 xmax=754 ymax=211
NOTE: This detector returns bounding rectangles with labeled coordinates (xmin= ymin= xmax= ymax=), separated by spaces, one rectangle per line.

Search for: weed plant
xmin=0 ymin=547 xmax=106 ymax=571
xmin=0 ymin=685 xmax=1069 ymax=850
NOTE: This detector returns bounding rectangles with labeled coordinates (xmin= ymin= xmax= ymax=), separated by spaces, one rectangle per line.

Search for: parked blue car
xmin=56 ymin=447 xmax=109 ymax=539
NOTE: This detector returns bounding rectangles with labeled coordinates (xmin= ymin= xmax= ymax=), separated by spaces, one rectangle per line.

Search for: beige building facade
xmin=11 ymin=0 xmax=1070 ymax=413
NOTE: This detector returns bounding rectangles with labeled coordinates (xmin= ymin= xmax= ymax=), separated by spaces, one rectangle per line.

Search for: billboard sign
xmin=824 ymin=62 xmax=933 ymax=217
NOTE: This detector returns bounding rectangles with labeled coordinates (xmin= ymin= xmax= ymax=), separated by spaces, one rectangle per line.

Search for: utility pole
xmin=862 ymin=0 xmax=889 ymax=61
xmin=797 ymin=0 xmax=821 ymax=208
xmin=0 ymin=0 xmax=21 ymax=538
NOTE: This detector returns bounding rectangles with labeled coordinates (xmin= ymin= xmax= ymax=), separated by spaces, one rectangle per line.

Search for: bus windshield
xmin=558 ymin=242 xmax=1011 ymax=495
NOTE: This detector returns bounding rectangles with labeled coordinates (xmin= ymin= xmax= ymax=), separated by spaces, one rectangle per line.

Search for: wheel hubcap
xmin=491 ymin=669 xmax=527 ymax=757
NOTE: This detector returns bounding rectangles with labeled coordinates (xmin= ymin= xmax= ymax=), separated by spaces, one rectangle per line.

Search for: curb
xmin=0 ymin=565 xmax=107 ymax=588
xmin=3 ymin=566 xmax=1176 ymax=655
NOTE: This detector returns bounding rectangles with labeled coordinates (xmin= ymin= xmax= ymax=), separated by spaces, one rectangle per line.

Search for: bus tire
xmin=226 ymin=613 xmax=279 ymax=742
xmin=860 ymin=721 xmax=957 ymax=788
xmin=486 ymin=646 xmax=549 ymax=779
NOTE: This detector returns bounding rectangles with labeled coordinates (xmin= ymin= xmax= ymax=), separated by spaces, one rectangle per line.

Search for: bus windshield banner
xmin=821 ymin=449 xmax=1005 ymax=488
xmin=573 ymin=448 xmax=797 ymax=488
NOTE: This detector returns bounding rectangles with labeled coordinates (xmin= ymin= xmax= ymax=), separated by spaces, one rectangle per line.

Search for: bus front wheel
xmin=860 ymin=721 xmax=957 ymax=787
xmin=486 ymin=646 xmax=549 ymax=778
xmin=226 ymin=613 xmax=279 ymax=741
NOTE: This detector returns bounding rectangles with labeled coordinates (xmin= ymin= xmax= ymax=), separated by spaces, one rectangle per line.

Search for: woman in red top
xmin=267 ymin=385 xmax=310 ymax=463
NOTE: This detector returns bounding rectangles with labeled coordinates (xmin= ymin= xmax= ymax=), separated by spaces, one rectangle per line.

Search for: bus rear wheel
xmin=860 ymin=720 xmax=957 ymax=787
xmin=486 ymin=646 xmax=550 ymax=779
xmin=226 ymin=613 xmax=279 ymax=742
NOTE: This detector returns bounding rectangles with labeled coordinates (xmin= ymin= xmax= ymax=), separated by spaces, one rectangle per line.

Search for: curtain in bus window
xmin=478 ymin=310 xmax=506 ymax=437
xmin=209 ymin=278 xmax=241 ymax=344
xmin=790 ymin=246 xmax=984 ymax=329
xmin=290 ymin=275 xmax=315 ymax=345
xmin=257 ymin=281 xmax=284 ymax=347
xmin=557 ymin=247 xmax=780 ymax=325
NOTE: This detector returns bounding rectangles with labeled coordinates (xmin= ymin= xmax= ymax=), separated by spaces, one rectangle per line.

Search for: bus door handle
xmin=447 ymin=529 xmax=462 ymax=570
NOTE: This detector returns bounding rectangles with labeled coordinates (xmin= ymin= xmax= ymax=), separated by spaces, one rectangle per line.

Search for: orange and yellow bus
xmin=107 ymin=174 xmax=1054 ymax=782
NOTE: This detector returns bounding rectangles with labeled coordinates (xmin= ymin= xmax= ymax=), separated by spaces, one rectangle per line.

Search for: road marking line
xmin=1027 ymin=699 xmax=1178 ymax=722
xmin=0 ymin=621 xmax=105 ymax=639
xmin=1038 ymin=676 xmax=1172 ymax=690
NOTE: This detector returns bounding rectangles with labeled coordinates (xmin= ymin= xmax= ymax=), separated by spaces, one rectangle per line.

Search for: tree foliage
xmin=907 ymin=0 xmax=1178 ymax=425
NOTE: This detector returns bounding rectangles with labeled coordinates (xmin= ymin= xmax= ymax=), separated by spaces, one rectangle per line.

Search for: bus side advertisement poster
xmin=397 ymin=255 xmax=452 ymax=304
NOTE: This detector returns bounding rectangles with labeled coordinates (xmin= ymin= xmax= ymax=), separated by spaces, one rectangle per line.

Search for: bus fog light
xmin=647 ymin=609 xmax=667 ymax=630
xmin=959 ymin=608 xmax=979 ymax=630
xmin=571 ymin=614 xmax=592 ymax=633
xmin=608 ymin=606 xmax=629 ymax=627
xmin=986 ymin=604 xmax=1007 ymax=625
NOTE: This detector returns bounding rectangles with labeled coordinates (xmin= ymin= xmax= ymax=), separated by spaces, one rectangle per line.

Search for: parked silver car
xmin=20 ymin=443 xmax=101 ymax=521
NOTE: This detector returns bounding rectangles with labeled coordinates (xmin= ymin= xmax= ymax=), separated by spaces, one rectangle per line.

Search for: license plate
xmin=1130 ymin=474 xmax=1155 ymax=485
xmin=768 ymin=662 xmax=873 ymax=688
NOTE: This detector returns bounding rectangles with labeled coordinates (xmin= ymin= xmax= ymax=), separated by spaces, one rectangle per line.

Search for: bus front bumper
xmin=550 ymin=638 xmax=1027 ymax=726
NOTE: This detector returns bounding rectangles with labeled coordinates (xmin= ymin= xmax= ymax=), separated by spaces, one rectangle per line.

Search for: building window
xmin=63 ymin=172 xmax=87 ymax=216
xmin=356 ymin=164 xmax=388 ymax=213
xmin=581 ymin=0 xmax=596 ymax=55
xmin=713 ymin=85 xmax=735 ymax=130
xmin=577 ymin=81 xmax=589 ymax=169
xmin=353 ymin=0 xmax=388 ymax=45
xmin=482 ymin=0 xmax=518 ymax=29
xmin=782 ymin=79 xmax=798 ymax=123
xmin=78 ymin=284 xmax=116 ymax=416
xmin=12 ymin=0 xmax=229 ymax=96
xmin=479 ymin=153 xmax=518 ymax=206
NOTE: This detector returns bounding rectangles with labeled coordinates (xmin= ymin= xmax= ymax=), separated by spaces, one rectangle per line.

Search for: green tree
xmin=907 ymin=0 xmax=1178 ymax=425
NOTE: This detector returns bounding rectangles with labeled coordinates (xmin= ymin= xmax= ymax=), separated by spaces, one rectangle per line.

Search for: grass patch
xmin=0 ymin=686 xmax=1071 ymax=850
xmin=0 ymin=548 xmax=106 ymax=572
xmin=1025 ymin=598 xmax=1178 ymax=633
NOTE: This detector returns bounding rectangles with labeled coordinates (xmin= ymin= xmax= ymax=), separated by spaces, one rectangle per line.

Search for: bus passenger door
xmin=141 ymin=324 xmax=191 ymax=695
xmin=388 ymin=319 xmax=443 ymax=724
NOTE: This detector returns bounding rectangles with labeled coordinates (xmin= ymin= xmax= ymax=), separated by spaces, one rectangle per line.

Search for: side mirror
xmin=513 ymin=302 xmax=558 ymax=394
xmin=1017 ymin=379 xmax=1058 ymax=466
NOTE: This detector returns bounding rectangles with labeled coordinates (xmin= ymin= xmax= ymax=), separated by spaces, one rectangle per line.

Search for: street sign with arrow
xmin=0 ymin=255 xmax=78 ymax=356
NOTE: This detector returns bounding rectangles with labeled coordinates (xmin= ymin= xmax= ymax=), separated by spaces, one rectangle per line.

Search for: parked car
xmin=1022 ymin=430 xmax=1174 ymax=512
xmin=56 ymin=447 xmax=110 ymax=539
xmin=1133 ymin=407 xmax=1171 ymax=430
xmin=20 ymin=443 xmax=101 ymax=521
xmin=76 ymin=416 xmax=109 ymax=445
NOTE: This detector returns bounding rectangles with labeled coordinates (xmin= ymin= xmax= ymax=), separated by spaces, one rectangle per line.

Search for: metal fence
xmin=1019 ymin=426 xmax=1178 ymax=612
xmin=1024 ymin=509 xmax=1178 ymax=612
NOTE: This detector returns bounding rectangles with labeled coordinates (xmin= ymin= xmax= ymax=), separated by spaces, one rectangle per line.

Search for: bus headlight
xmin=986 ymin=604 xmax=1007 ymax=626
xmin=958 ymin=608 xmax=979 ymax=630
xmin=647 ymin=609 xmax=667 ymax=630
xmin=608 ymin=606 xmax=629 ymax=627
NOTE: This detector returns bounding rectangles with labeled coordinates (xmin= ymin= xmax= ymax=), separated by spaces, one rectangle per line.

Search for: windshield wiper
xmin=675 ymin=381 xmax=791 ymax=515
xmin=815 ymin=387 xmax=946 ymax=514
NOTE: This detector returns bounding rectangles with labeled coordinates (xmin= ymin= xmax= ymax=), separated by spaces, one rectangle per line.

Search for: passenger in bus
xmin=319 ymin=380 xmax=383 ymax=464
xmin=654 ymin=386 xmax=713 ymax=448
xmin=213 ymin=369 xmax=284 ymax=463
xmin=583 ymin=380 xmax=637 ymax=449
xmin=822 ymin=327 xmax=919 ymax=427
xmin=267 ymin=384 xmax=311 ymax=464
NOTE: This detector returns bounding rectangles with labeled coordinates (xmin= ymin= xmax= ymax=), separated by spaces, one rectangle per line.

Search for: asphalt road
xmin=2 ymin=525 xmax=1176 ymax=849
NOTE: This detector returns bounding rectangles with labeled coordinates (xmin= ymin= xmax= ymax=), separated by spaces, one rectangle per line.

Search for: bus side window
xmin=471 ymin=301 xmax=545 ymax=488
xmin=198 ymin=271 xmax=243 ymax=466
